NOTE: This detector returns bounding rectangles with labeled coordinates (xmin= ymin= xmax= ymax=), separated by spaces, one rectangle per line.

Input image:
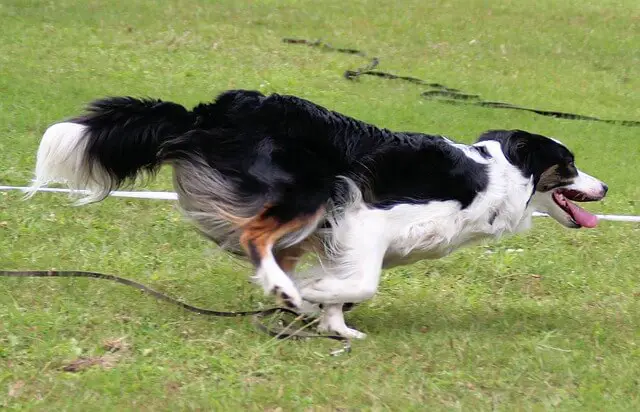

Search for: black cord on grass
xmin=0 ymin=269 xmax=351 ymax=355
xmin=283 ymin=38 xmax=640 ymax=127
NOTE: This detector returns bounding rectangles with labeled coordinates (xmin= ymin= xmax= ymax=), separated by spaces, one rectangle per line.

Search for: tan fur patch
xmin=538 ymin=165 xmax=572 ymax=192
xmin=275 ymin=245 xmax=308 ymax=273
xmin=239 ymin=207 xmax=324 ymax=266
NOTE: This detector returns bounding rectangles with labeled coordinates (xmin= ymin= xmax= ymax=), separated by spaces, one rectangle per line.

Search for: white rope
xmin=531 ymin=212 xmax=640 ymax=222
xmin=0 ymin=186 xmax=178 ymax=200
xmin=2 ymin=185 xmax=639 ymax=222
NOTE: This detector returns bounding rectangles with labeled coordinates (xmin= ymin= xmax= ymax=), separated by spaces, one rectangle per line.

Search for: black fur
xmin=71 ymin=96 xmax=193 ymax=188
xmin=73 ymin=90 xmax=491 ymax=222
xmin=71 ymin=90 xmax=494 ymax=230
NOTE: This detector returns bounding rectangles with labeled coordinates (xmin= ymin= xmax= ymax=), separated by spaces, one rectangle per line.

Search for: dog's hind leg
xmin=274 ymin=244 xmax=326 ymax=317
xmin=239 ymin=207 xmax=324 ymax=309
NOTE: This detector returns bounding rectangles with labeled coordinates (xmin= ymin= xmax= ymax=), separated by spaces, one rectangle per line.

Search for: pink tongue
xmin=566 ymin=201 xmax=598 ymax=228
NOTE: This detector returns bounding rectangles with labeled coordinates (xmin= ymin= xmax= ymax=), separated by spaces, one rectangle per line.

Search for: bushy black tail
xmin=72 ymin=96 xmax=194 ymax=186
xmin=29 ymin=96 xmax=194 ymax=204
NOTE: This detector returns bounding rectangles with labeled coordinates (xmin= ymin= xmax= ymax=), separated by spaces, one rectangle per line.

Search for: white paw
xmin=317 ymin=321 xmax=367 ymax=339
xmin=254 ymin=266 xmax=303 ymax=309
xmin=272 ymin=282 xmax=303 ymax=310
xmin=267 ymin=277 xmax=303 ymax=309
xmin=256 ymin=254 xmax=305 ymax=309
xmin=317 ymin=304 xmax=367 ymax=339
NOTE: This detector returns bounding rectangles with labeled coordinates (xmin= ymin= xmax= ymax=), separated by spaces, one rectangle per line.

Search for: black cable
xmin=283 ymin=38 xmax=640 ymax=127
xmin=0 ymin=270 xmax=351 ymax=354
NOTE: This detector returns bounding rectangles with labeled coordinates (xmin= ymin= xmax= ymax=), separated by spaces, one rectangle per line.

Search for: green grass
xmin=1 ymin=0 xmax=640 ymax=409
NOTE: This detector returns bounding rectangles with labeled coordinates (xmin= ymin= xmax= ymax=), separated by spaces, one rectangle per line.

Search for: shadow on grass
xmin=347 ymin=299 xmax=591 ymax=338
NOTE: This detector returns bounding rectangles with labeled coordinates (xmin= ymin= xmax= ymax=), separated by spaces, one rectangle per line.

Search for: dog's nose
xmin=601 ymin=184 xmax=608 ymax=197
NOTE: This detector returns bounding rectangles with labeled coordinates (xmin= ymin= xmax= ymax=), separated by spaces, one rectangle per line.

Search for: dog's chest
xmin=382 ymin=217 xmax=487 ymax=267
xmin=380 ymin=197 xmax=530 ymax=268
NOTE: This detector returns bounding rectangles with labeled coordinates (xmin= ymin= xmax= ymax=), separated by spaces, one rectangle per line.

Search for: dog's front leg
xmin=297 ymin=239 xmax=387 ymax=339
xmin=297 ymin=261 xmax=383 ymax=340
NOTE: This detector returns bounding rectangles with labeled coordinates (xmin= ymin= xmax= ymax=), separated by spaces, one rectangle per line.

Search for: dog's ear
xmin=477 ymin=129 xmax=552 ymax=184
xmin=477 ymin=129 xmax=532 ymax=170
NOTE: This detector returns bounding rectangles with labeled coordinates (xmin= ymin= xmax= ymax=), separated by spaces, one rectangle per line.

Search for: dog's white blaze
xmin=567 ymin=169 xmax=606 ymax=197
xmin=26 ymin=122 xmax=113 ymax=205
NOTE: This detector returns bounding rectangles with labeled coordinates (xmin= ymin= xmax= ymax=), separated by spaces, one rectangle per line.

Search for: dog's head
xmin=476 ymin=129 xmax=608 ymax=229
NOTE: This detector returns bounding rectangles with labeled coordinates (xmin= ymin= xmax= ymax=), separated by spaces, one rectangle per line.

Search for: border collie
xmin=27 ymin=90 xmax=608 ymax=339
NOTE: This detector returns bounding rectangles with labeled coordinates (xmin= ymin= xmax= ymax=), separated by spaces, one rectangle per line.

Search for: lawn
xmin=1 ymin=0 xmax=640 ymax=409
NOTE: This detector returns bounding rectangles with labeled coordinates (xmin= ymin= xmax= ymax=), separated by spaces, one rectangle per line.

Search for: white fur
xmin=25 ymin=122 xmax=113 ymax=205
xmin=296 ymin=140 xmax=538 ymax=338
xmin=567 ymin=170 xmax=606 ymax=197
xmin=317 ymin=303 xmax=366 ymax=339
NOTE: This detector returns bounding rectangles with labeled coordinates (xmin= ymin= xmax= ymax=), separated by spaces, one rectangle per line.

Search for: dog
xmin=27 ymin=89 xmax=608 ymax=338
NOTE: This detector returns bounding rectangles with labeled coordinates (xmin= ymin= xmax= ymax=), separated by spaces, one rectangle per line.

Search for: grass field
xmin=1 ymin=0 xmax=640 ymax=409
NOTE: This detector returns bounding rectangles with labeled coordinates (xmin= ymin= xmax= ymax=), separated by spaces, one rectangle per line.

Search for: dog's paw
xmin=317 ymin=304 xmax=367 ymax=339
xmin=317 ymin=320 xmax=367 ymax=340
xmin=255 ymin=266 xmax=303 ymax=310
xmin=272 ymin=284 xmax=303 ymax=309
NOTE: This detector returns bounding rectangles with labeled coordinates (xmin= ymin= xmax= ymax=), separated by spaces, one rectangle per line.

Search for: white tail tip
xmin=26 ymin=122 xmax=113 ymax=205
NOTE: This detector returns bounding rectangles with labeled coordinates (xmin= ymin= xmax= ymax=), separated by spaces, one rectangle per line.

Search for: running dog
xmin=27 ymin=90 xmax=608 ymax=338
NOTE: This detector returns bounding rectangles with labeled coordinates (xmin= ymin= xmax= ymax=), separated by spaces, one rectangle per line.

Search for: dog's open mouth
xmin=552 ymin=189 xmax=599 ymax=228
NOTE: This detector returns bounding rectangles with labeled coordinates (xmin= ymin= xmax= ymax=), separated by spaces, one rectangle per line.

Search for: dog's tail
xmin=27 ymin=96 xmax=193 ymax=204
